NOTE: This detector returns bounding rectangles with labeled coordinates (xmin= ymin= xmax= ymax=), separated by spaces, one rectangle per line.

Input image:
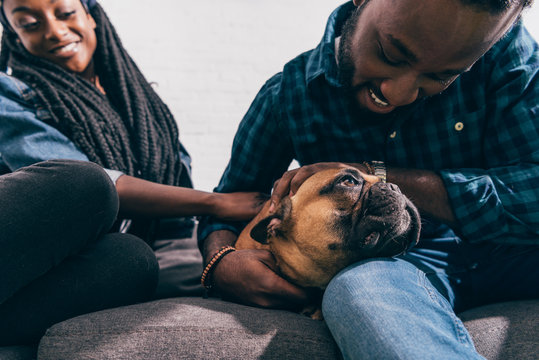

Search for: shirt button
xmin=389 ymin=131 xmax=397 ymax=138
xmin=455 ymin=122 xmax=464 ymax=131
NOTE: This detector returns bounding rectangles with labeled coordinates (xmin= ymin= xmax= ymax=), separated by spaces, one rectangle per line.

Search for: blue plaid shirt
xmin=200 ymin=2 xmax=539 ymax=245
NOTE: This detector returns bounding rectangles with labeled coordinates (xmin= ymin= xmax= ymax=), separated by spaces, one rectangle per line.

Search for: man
xmin=199 ymin=0 xmax=539 ymax=358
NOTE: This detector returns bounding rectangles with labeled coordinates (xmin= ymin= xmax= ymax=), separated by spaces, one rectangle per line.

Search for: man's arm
xmin=387 ymin=167 xmax=456 ymax=226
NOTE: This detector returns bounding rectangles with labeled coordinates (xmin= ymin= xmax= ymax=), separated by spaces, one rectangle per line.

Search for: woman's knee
xmin=35 ymin=160 xmax=119 ymax=230
xmin=47 ymin=160 xmax=117 ymax=210
xmin=96 ymin=233 xmax=159 ymax=301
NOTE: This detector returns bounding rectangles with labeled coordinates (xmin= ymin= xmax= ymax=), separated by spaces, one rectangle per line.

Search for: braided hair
xmin=0 ymin=3 xmax=185 ymax=186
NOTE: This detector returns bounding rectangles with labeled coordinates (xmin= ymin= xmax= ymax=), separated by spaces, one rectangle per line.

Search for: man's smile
xmin=368 ymin=87 xmax=389 ymax=107
xmin=356 ymin=85 xmax=396 ymax=114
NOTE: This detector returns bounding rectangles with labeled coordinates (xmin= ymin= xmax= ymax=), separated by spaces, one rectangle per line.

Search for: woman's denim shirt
xmin=0 ymin=72 xmax=192 ymax=184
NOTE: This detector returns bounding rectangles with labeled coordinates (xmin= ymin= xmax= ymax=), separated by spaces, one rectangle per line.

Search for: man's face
xmin=4 ymin=0 xmax=97 ymax=75
xmin=337 ymin=0 xmax=522 ymax=114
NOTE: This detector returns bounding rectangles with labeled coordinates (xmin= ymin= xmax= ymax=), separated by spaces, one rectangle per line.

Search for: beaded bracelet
xmin=201 ymin=246 xmax=236 ymax=290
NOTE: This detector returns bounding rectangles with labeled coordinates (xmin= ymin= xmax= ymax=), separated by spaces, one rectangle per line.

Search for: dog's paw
xmin=301 ymin=306 xmax=324 ymax=320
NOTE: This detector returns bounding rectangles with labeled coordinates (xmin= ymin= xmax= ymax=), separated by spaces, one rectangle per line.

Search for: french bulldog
xmin=236 ymin=166 xmax=421 ymax=318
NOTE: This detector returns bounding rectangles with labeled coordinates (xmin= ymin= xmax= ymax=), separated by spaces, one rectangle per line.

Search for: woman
xmin=0 ymin=0 xmax=265 ymax=344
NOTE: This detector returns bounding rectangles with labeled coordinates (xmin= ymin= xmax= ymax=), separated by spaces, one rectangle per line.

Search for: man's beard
xmin=337 ymin=4 xmax=366 ymax=90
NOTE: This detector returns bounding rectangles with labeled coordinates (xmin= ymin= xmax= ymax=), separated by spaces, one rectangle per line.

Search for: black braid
xmin=0 ymin=4 xmax=183 ymax=186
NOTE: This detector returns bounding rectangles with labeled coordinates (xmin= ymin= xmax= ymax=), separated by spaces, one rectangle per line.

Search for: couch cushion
xmin=37 ymin=297 xmax=538 ymax=360
xmin=37 ymin=297 xmax=341 ymax=360
xmin=458 ymin=300 xmax=539 ymax=360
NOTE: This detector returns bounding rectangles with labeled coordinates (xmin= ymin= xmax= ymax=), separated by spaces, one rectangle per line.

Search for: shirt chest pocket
xmin=389 ymin=107 xmax=487 ymax=169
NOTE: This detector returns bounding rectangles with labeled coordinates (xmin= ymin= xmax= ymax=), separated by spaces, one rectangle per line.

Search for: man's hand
xmin=269 ymin=162 xmax=365 ymax=213
xmin=211 ymin=248 xmax=311 ymax=310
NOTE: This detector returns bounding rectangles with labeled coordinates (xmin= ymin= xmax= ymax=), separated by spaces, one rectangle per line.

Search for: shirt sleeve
xmin=439 ymin=23 xmax=539 ymax=244
xmin=198 ymin=74 xmax=295 ymax=246
xmin=0 ymin=74 xmax=124 ymax=184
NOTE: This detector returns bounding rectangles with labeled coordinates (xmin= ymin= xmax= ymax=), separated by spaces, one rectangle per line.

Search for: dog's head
xmin=246 ymin=167 xmax=421 ymax=288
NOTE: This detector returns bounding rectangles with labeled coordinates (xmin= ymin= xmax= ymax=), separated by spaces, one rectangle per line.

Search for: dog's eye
xmin=339 ymin=175 xmax=360 ymax=187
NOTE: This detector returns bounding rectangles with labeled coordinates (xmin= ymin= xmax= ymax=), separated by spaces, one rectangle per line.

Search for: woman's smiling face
xmin=3 ymin=0 xmax=97 ymax=74
xmin=337 ymin=0 xmax=522 ymax=115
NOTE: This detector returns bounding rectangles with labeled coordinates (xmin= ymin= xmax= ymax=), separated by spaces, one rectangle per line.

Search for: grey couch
xmin=1 ymin=297 xmax=537 ymax=360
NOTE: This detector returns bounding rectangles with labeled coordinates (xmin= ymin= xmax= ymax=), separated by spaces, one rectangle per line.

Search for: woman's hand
xmin=211 ymin=248 xmax=311 ymax=310
xmin=211 ymin=192 xmax=269 ymax=221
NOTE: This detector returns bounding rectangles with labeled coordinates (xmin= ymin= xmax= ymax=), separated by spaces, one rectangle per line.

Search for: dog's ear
xmin=250 ymin=216 xmax=282 ymax=244
xmin=250 ymin=197 xmax=292 ymax=244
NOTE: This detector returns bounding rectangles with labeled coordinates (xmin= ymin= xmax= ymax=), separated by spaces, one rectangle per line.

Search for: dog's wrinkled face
xmin=239 ymin=167 xmax=421 ymax=289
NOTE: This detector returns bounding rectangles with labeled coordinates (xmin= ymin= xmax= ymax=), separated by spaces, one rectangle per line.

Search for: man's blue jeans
xmin=322 ymin=232 xmax=539 ymax=359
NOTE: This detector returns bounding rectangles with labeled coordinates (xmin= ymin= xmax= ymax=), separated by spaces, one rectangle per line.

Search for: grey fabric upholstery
xmin=459 ymin=300 xmax=539 ymax=360
xmin=37 ymin=297 xmax=341 ymax=360
xmin=25 ymin=298 xmax=539 ymax=360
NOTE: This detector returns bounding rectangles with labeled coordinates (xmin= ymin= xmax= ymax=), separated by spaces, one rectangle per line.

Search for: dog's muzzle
xmin=351 ymin=182 xmax=421 ymax=258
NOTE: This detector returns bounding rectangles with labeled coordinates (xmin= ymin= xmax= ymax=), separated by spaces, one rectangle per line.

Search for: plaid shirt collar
xmin=305 ymin=2 xmax=356 ymax=88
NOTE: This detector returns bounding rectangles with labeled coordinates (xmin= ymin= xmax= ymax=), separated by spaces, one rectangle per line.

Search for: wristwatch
xmin=371 ymin=161 xmax=387 ymax=183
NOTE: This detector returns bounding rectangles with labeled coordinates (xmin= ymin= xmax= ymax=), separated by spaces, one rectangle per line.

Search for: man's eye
xmin=378 ymin=42 xmax=403 ymax=66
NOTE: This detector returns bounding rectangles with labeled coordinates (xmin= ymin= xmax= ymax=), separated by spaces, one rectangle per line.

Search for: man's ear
xmin=353 ymin=0 xmax=366 ymax=7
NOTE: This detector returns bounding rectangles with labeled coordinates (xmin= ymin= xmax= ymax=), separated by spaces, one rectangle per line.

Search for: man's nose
xmin=380 ymin=72 xmax=420 ymax=107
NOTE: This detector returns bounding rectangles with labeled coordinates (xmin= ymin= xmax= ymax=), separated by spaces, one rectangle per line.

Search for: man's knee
xmin=322 ymin=258 xmax=418 ymax=317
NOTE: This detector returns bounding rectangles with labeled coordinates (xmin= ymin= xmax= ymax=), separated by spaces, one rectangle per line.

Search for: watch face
xmin=371 ymin=161 xmax=387 ymax=183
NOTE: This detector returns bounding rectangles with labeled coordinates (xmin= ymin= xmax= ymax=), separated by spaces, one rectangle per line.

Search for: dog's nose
xmin=349 ymin=181 xmax=420 ymax=259
xmin=387 ymin=182 xmax=401 ymax=193
xmin=364 ymin=182 xmax=406 ymax=216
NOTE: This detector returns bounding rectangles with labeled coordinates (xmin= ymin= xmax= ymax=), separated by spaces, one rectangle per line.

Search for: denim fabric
xmin=322 ymin=235 xmax=539 ymax=360
xmin=199 ymin=1 xmax=539 ymax=246
xmin=0 ymin=73 xmax=89 ymax=173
